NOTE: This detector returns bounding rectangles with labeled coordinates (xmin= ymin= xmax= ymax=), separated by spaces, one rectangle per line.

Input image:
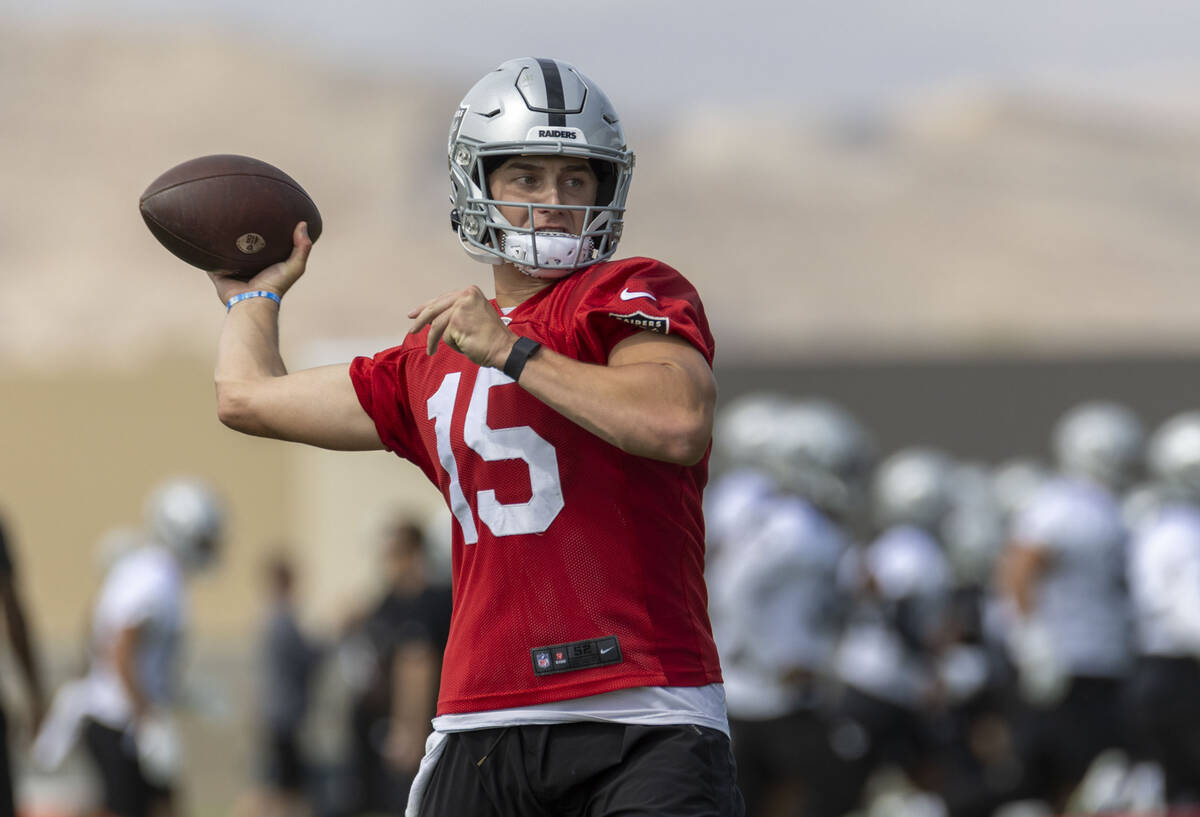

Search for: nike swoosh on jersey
xmin=619 ymin=288 xmax=657 ymax=302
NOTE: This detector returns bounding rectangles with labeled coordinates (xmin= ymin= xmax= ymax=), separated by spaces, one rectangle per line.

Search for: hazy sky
xmin=8 ymin=0 xmax=1200 ymax=115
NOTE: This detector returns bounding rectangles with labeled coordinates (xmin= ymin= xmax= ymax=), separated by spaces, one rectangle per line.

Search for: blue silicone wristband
xmin=225 ymin=290 xmax=282 ymax=311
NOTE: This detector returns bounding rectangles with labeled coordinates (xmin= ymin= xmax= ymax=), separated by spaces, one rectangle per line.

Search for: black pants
xmin=82 ymin=718 xmax=172 ymax=817
xmin=418 ymin=722 xmax=744 ymax=817
xmin=730 ymin=709 xmax=860 ymax=817
xmin=1014 ymin=676 xmax=1126 ymax=805
xmin=260 ymin=726 xmax=307 ymax=793
xmin=0 ymin=707 xmax=14 ymax=817
xmin=1128 ymin=656 xmax=1200 ymax=804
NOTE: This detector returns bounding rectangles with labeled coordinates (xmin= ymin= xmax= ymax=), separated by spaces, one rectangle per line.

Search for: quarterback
xmin=208 ymin=58 xmax=741 ymax=816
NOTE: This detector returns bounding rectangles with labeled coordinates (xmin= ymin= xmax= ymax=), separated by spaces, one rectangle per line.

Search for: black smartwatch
xmin=503 ymin=336 xmax=542 ymax=382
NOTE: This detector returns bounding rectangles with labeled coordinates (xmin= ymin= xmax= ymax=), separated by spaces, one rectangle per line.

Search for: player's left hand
xmin=408 ymin=285 xmax=517 ymax=368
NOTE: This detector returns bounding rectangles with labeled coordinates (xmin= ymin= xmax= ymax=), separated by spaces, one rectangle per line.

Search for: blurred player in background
xmin=1125 ymin=411 xmax=1200 ymax=805
xmin=205 ymin=57 xmax=739 ymax=816
xmin=340 ymin=517 xmax=449 ymax=816
xmin=78 ymin=478 xmax=224 ymax=817
xmin=833 ymin=446 xmax=957 ymax=814
xmin=0 ymin=510 xmax=47 ymax=817
xmin=998 ymin=401 xmax=1139 ymax=812
xmin=708 ymin=398 xmax=868 ymax=817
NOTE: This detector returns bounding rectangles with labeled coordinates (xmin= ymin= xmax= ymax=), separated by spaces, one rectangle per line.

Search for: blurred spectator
xmin=71 ymin=477 xmax=223 ymax=817
xmin=998 ymin=401 xmax=1139 ymax=812
xmin=0 ymin=510 xmax=47 ymax=817
xmin=340 ymin=517 xmax=450 ymax=816
xmin=241 ymin=553 xmax=323 ymax=817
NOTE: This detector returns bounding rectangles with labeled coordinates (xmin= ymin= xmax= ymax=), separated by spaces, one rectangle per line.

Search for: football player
xmin=205 ymin=58 xmax=739 ymax=816
xmin=833 ymin=447 xmax=957 ymax=813
xmin=707 ymin=397 xmax=868 ymax=817
xmin=0 ymin=511 xmax=47 ymax=817
xmin=1126 ymin=411 xmax=1200 ymax=805
xmin=997 ymin=401 xmax=1139 ymax=812
xmin=78 ymin=478 xmax=224 ymax=817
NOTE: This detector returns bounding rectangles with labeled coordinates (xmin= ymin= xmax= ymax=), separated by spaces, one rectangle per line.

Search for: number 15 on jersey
xmin=426 ymin=367 xmax=565 ymax=544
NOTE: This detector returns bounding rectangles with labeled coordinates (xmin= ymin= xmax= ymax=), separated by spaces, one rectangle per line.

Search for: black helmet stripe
xmin=536 ymin=58 xmax=567 ymax=126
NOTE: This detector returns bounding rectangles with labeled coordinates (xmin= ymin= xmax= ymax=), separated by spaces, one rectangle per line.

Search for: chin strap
xmin=502 ymin=232 xmax=594 ymax=278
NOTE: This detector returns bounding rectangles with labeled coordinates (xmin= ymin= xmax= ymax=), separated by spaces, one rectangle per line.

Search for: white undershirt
xmin=432 ymin=684 xmax=729 ymax=736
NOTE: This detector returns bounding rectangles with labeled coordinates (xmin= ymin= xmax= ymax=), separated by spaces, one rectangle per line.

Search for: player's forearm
xmin=213 ymin=300 xmax=288 ymax=433
xmin=514 ymin=347 xmax=714 ymax=465
xmin=114 ymin=628 xmax=151 ymax=721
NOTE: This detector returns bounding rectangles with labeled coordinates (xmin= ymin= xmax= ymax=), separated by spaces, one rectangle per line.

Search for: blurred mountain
xmin=5 ymin=25 xmax=1200 ymax=368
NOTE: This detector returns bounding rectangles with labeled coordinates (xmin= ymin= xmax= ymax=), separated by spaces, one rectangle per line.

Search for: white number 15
xmin=426 ymin=368 xmax=564 ymax=544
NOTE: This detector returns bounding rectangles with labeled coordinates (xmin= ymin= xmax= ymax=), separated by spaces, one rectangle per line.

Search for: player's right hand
xmin=208 ymin=221 xmax=312 ymax=305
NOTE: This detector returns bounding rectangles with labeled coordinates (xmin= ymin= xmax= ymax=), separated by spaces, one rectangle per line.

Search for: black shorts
xmin=730 ymin=709 xmax=859 ymax=817
xmin=260 ymin=727 xmax=306 ymax=792
xmin=82 ymin=718 xmax=173 ymax=817
xmin=1127 ymin=656 xmax=1200 ymax=803
xmin=417 ymin=722 xmax=744 ymax=817
xmin=1015 ymin=676 xmax=1126 ymax=801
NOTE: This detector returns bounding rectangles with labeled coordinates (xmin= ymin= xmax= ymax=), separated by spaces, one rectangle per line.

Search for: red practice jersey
xmin=349 ymin=256 xmax=723 ymax=714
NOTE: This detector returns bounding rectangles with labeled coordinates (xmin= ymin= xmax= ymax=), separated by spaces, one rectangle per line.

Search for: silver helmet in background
xmin=1146 ymin=410 xmax=1200 ymax=502
xmin=871 ymin=447 xmax=957 ymax=532
xmin=765 ymin=398 xmax=876 ymax=519
xmin=448 ymin=57 xmax=635 ymax=277
xmin=991 ymin=457 xmax=1053 ymax=521
xmin=144 ymin=477 xmax=225 ymax=570
xmin=1051 ymin=401 xmax=1144 ymax=491
xmin=713 ymin=391 xmax=791 ymax=472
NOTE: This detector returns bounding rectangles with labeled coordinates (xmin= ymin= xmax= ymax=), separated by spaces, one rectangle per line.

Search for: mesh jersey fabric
xmin=350 ymin=257 xmax=722 ymax=714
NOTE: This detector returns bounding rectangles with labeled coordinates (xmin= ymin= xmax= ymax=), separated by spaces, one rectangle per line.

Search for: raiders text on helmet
xmin=448 ymin=58 xmax=634 ymax=278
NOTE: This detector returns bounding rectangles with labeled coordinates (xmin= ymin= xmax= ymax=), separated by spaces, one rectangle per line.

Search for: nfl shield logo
xmin=536 ymin=652 xmax=550 ymax=670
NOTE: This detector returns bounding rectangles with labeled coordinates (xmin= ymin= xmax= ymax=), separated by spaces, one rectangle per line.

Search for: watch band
xmin=503 ymin=336 xmax=542 ymax=382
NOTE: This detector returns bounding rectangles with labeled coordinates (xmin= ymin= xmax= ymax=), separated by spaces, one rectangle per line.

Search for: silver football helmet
xmin=713 ymin=391 xmax=790 ymax=472
xmin=144 ymin=477 xmax=224 ymax=570
xmin=1051 ymin=401 xmax=1144 ymax=490
xmin=941 ymin=462 xmax=1007 ymax=586
xmin=991 ymin=457 xmax=1053 ymax=520
xmin=765 ymin=398 xmax=876 ymax=518
xmin=871 ymin=447 xmax=956 ymax=532
xmin=1146 ymin=410 xmax=1200 ymax=501
xmin=448 ymin=57 xmax=635 ymax=277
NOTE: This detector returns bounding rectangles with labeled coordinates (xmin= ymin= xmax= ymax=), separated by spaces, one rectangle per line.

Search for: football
xmin=139 ymin=154 xmax=322 ymax=278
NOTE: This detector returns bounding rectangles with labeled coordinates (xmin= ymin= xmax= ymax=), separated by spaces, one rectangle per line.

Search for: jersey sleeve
xmin=575 ymin=258 xmax=716 ymax=364
xmin=106 ymin=562 xmax=173 ymax=630
xmin=349 ymin=347 xmax=421 ymax=461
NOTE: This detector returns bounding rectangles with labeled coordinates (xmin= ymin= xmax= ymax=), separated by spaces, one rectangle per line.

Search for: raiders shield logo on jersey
xmin=608 ymin=310 xmax=669 ymax=334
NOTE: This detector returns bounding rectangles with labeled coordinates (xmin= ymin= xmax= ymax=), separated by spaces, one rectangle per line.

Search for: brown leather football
xmin=139 ymin=154 xmax=322 ymax=278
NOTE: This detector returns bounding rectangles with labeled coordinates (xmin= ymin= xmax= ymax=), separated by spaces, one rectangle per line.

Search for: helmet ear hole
xmin=481 ymin=156 xmax=507 ymax=197
xmin=590 ymin=159 xmax=617 ymax=207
